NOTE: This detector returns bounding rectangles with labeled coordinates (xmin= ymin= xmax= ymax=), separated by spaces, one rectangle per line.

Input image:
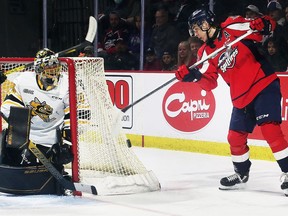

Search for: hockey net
xmin=0 ymin=57 xmax=160 ymax=195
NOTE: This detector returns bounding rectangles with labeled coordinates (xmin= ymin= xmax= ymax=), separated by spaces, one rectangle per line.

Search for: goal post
xmin=0 ymin=57 xmax=161 ymax=195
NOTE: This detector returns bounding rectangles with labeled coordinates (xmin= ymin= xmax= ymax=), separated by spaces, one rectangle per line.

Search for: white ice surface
xmin=0 ymin=147 xmax=287 ymax=216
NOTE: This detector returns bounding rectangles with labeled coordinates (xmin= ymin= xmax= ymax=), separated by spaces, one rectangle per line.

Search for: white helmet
xmin=34 ymin=48 xmax=61 ymax=90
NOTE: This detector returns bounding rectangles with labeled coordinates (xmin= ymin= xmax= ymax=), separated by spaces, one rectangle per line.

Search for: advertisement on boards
xmin=105 ymin=72 xmax=231 ymax=143
xmin=162 ymin=81 xmax=216 ymax=133
xmin=106 ymin=74 xmax=133 ymax=129
xmin=105 ymin=72 xmax=288 ymax=147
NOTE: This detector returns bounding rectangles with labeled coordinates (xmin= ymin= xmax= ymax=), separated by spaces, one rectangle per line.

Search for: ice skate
xmin=219 ymin=172 xmax=249 ymax=190
xmin=280 ymin=173 xmax=288 ymax=196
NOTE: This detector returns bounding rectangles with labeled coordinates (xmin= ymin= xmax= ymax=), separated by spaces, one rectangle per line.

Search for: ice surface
xmin=0 ymin=147 xmax=287 ymax=216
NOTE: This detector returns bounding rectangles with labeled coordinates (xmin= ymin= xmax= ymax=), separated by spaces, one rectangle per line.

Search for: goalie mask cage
xmin=0 ymin=57 xmax=160 ymax=195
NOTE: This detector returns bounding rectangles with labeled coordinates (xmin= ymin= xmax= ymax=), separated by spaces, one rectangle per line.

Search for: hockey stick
xmin=121 ymin=30 xmax=254 ymax=113
xmin=3 ymin=16 xmax=97 ymax=76
xmin=28 ymin=141 xmax=97 ymax=195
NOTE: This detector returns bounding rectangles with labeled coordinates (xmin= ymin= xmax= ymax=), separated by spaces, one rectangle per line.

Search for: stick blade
xmin=74 ymin=183 xmax=98 ymax=195
xmin=85 ymin=16 xmax=97 ymax=43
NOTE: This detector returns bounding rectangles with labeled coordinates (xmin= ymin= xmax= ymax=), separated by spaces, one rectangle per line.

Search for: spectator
xmin=188 ymin=36 xmax=203 ymax=65
xmin=282 ymin=5 xmax=288 ymax=43
xmin=97 ymin=0 xmax=141 ymax=23
xmin=161 ymin=51 xmax=177 ymax=71
xmin=266 ymin=1 xmax=288 ymax=62
xmin=149 ymin=8 xmax=180 ymax=58
xmin=128 ymin=15 xmax=151 ymax=60
xmin=105 ymin=38 xmax=139 ymax=70
xmin=173 ymin=0 xmax=197 ymax=41
xmin=242 ymin=4 xmax=269 ymax=56
xmin=143 ymin=47 xmax=162 ymax=71
xmin=177 ymin=41 xmax=194 ymax=67
xmin=125 ymin=0 xmax=142 ymax=23
xmin=108 ymin=0 xmax=141 ymax=23
xmin=245 ymin=5 xmax=263 ymax=19
xmin=264 ymin=37 xmax=288 ymax=72
xmin=151 ymin=0 xmax=178 ymax=21
xmin=267 ymin=1 xmax=285 ymax=26
xmin=100 ymin=11 xmax=130 ymax=57
xmin=96 ymin=42 xmax=107 ymax=58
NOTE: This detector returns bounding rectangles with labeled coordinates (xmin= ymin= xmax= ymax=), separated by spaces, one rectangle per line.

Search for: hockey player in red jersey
xmin=175 ymin=8 xmax=288 ymax=195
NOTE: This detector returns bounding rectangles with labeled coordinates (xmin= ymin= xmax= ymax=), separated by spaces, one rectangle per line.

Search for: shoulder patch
xmin=223 ymin=31 xmax=230 ymax=39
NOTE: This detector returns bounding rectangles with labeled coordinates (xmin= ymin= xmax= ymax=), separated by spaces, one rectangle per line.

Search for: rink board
xmin=105 ymin=71 xmax=288 ymax=161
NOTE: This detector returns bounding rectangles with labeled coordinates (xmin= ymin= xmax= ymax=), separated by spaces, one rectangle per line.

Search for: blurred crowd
xmin=81 ymin=0 xmax=288 ymax=72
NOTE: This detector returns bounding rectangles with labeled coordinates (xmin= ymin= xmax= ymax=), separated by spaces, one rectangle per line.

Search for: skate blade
xmin=219 ymin=183 xmax=246 ymax=190
xmin=282 ymin=188 xmax=288 ymax=197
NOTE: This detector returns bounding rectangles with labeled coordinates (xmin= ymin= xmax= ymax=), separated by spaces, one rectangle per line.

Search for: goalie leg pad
xmin=3 ymin=146 xmax=51 ymax=166
xmin=0 ymin=129 xmax=7 ymax=164
xmin=0 ymin=164 xmax=61 ymax=195
xmin=0 ymin=129 xmax=28 ymax=166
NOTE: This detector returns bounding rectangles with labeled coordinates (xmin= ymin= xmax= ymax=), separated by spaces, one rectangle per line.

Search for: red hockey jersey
xmin=197 ymin=16 xmax=278 ymax=109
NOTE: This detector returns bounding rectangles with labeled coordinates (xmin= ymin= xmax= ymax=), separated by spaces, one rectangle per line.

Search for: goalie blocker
xmin=0 ymin=107 xmax=70 ymax=195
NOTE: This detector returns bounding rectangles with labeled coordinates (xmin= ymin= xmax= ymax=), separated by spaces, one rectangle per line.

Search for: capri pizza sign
xmin=162 ymin=82 xmax=216 ymax=132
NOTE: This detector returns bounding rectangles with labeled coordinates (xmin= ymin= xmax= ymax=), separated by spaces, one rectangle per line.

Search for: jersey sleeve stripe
xmin=3 ymin=94 xmax=25 ymax=107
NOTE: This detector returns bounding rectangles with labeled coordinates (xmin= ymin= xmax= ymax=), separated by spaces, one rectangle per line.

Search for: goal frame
xmin=0 ymin=57 xmax=80 ymax=183
xmin=0 ymin=57 xmax=161 ymax=195
xmin=61 ymin=58 xmax=80 ymax=183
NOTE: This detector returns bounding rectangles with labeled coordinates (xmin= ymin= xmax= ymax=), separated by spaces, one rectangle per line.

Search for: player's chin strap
xmin=206 ymin=27 xmax=221 ymax=48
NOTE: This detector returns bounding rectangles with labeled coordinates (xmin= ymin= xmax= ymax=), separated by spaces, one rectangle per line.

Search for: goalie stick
xmin=0 ymin=108 xmax=98 ymax=195
xmin=28 ymin=141 xmax=98 ymax=195
xmin=121 ymin=30 xmax=254 ymax=113
xmin=2 ymin=16 xmax=97 ymax=76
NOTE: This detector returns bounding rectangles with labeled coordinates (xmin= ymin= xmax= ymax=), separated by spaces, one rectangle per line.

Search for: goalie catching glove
xmin=47 ymin=143 xmax=73 ymax=165
xmin=249 ymin=16 xmax=276 ymax=35
xmin=175 ymin=65 xmax=202 ymax=82
xmin=46 ymin=128 xmax=73 ymax=165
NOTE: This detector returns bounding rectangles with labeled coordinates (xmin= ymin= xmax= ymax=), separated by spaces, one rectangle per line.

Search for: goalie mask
xmin=34 ymin=48 xmax=61 ymax=90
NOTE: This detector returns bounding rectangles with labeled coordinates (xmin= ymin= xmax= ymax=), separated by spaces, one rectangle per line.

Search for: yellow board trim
xmin=126 ymin=134 xmax=275 ymax=161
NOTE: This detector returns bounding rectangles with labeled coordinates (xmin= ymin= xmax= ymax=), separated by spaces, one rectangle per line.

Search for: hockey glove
xmin=249 ymin=16 xmax=276 ymax=35
xmin=47 ymin=128 xmax=73 ymax=165
xmin=175 ymin=64 xmax=202 ymax=82
xmin=47 ymin=143 xmax=73 ymax=165
xmin=0 ymin=70 xmax=7 ymax=84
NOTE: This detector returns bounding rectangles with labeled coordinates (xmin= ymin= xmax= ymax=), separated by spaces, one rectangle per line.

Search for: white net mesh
xmin=0 ymin=57 xmax=160 ymax=195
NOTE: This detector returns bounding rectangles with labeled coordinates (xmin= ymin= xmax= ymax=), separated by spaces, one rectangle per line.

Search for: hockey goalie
xmin=0 ymin=48 xmax=73 ymax=195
